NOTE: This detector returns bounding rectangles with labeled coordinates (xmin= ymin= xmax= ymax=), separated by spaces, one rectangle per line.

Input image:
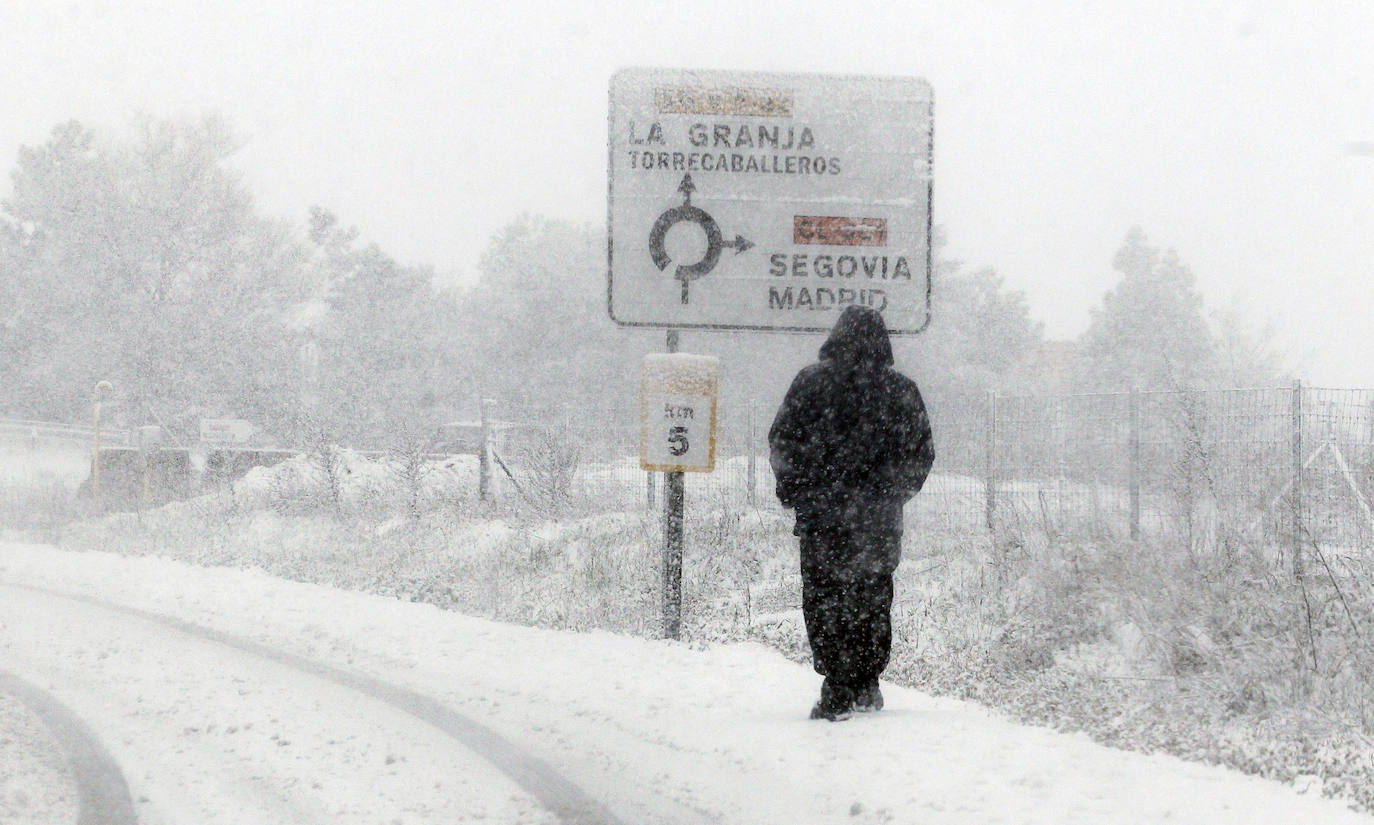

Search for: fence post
xmin=478 ymin=398 xmax=491 ymax=502
xmin=92 ymin=398 xmax=103 ymax=510
xmin=985 ymin=391 xmax=998 ymax=532
xmin=1129 ymin=388 xmax=1141 ymax=540
xmin=1291 ymin=380 xmax=1305 ymax=584
xmin=1368 ymin=396 xmax=1374 ymax=525
xmin=746 ymin=401 xmax=757 ymax=504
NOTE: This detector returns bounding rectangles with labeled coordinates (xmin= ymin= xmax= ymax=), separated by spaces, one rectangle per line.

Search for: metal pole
xmin=1129 ymin=388 xmax=1141 ymax=540
xmin=1290 ymin=380 xmax=1318 ymax=692
xmin=1291 ymin=380 xmax=1305 ymax=584
xmin=91 ymin=381 xmax=112 ymax=510
xmin=92 ymin=400 xmax=102 ymax=510
xmin=985 ymin=391 xmax=997 ymax=531
xmin=746 ymin=401 xmax=757 ymax=504
xmin=478 ymin=396 xmax=491 ymax=502
xmin=138 ymin=454 xmax=150 ymax=527
xmin=663 ymin=329 xmax=684 ymax=640
xmin=1367 ymin=395 xmax=1374 ymax=540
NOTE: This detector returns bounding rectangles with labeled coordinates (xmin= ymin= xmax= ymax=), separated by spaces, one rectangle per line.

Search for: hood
xmin=818 ymin=306 xmax=894 ymax=367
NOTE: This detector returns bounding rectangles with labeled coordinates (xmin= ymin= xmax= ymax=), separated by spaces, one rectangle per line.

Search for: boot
xmin=853 ymin=681 xmax=884 ymax=713
xmin=809 ymin=679 xmax=855 ymax=721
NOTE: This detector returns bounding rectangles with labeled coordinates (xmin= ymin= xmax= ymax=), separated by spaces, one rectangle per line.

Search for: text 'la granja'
xmin=629 ymin=122 xmax=816 ymax=150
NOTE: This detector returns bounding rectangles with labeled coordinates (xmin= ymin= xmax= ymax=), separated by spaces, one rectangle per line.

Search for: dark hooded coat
xmin=768 ymin=306 xmax=934 ymax=574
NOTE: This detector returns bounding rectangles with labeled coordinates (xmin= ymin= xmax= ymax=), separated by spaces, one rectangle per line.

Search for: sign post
xmin=641 ymin=347 xmax=720 ymax=639
xmin=611 ymin=67 xmax=933 ymax=641
xmin=663 ymin=331 xmax=684 ymax=642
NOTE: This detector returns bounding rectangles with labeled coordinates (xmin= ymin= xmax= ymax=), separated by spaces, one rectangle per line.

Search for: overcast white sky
xmin=3 ymin=0 xmax=1373 ymax=385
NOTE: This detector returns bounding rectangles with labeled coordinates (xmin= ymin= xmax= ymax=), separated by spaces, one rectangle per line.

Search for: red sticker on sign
xmin=793 ymin=216 xmax=888 ymax=246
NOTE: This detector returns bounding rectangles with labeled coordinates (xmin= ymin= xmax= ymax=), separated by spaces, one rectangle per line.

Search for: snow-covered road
xmin=0 ymin=581 xmax=568 ymax=824
xmin=1 ymin=542 xmax=1370 ymax=825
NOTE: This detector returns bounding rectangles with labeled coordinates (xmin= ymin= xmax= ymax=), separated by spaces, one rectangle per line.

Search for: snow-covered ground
xmin=1 ymin=542 xmax=1368 ymax=825
xmin=0 ymin=444 xmax=89 ymax=489
xmin=0 ymin=686 xmax=78 ymax=824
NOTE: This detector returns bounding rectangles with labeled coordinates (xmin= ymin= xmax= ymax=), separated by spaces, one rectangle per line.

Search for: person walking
xmin=768 ymin=305 xmax=935 ymax=721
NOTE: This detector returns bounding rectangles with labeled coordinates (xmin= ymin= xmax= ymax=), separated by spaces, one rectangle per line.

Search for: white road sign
xmin=608 ymin=68 xmax=933 ymax=333
xmin=200 ymin=418 xmax=254 ymax=444
xmin=641 ymin=354 xmax=719 ymax=472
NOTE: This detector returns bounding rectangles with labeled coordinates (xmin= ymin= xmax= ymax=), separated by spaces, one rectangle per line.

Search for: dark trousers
xmin=799 ymin=529 xmax=896 ymax=688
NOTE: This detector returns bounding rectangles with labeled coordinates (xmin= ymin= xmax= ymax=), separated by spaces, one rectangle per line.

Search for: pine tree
xmin=1076 ymin=227 xmax=1215 ymax=391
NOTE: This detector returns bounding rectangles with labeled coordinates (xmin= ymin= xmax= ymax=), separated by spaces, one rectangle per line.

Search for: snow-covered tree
xmin=1209 ymin=298 xmax=1288 ymax=388
xmin=1 ymin=117 xmax=304 ymax=430
xmin=1075 ymin=227 xmax=1215 ymax=391
xmin=463 ymin=214 xmax=639 ymax=409
xmin=305 ymin=207 xmax=461 ymax=446
xmin=910 ymin=256 xmax=1044 ymax=397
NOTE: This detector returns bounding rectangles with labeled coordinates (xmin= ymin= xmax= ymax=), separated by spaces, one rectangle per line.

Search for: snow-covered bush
xmin=228 ymin=449 xmax=481 ymax=519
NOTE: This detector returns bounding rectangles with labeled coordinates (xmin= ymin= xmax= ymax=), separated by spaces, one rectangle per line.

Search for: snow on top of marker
xmin=642 ymin=353 xmax=721 ymax=368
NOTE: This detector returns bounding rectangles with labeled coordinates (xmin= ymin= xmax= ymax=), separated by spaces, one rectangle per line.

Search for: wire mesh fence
xmin=487 ymin=384 xmax=1374 ymax=555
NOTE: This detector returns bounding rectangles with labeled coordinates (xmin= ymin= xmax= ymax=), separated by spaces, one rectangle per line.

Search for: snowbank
xmin=229 ymin=449 xmax=481 ymax=511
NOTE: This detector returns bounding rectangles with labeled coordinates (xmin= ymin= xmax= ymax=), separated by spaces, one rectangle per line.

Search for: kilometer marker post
xmin=664 ymin=330 xmax=684 ymax=639
xmin=640 ymin=335 xmax=719 ymax=641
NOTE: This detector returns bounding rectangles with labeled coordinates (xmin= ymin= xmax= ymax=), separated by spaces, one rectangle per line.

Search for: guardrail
xmin=0 ymin=419 xmax=130 ymax=447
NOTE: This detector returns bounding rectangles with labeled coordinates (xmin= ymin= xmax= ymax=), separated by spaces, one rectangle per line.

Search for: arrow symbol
xmin=725 ymin=234 xmax=753 ymax=254
xmin=647 ymin=176 xmax=752 ymax=305
xmin=677 ymin=173 xmax=696 ymax=205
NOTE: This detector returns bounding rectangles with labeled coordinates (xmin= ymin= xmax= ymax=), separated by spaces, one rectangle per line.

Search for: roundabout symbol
xmin=648 ymin=174 xmax=753 ymax=304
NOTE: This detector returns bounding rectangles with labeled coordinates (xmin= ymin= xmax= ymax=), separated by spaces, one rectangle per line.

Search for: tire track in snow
xmin=0 ymin=668 xmax=137 ymax=825
xmin=3 ymin=582 xmax=628 ymax=825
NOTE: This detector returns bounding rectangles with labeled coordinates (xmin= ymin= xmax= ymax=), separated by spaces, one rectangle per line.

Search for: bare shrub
xmin=385 ymin=425 xmax=440 ymax=523
xmin=312 ymin=441 xmax=346 ymax=518
xmin=502 ymin=423 xmax=582 ymax=516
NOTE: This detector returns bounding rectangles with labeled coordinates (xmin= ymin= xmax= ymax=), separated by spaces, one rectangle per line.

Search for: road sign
xmin=199 ymin=418 xmax=254 ymax=445
xmin=640 ymin=354 xmax=719 ymax=472
xmin=608 ymin=68 xmax=933 ymax=333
